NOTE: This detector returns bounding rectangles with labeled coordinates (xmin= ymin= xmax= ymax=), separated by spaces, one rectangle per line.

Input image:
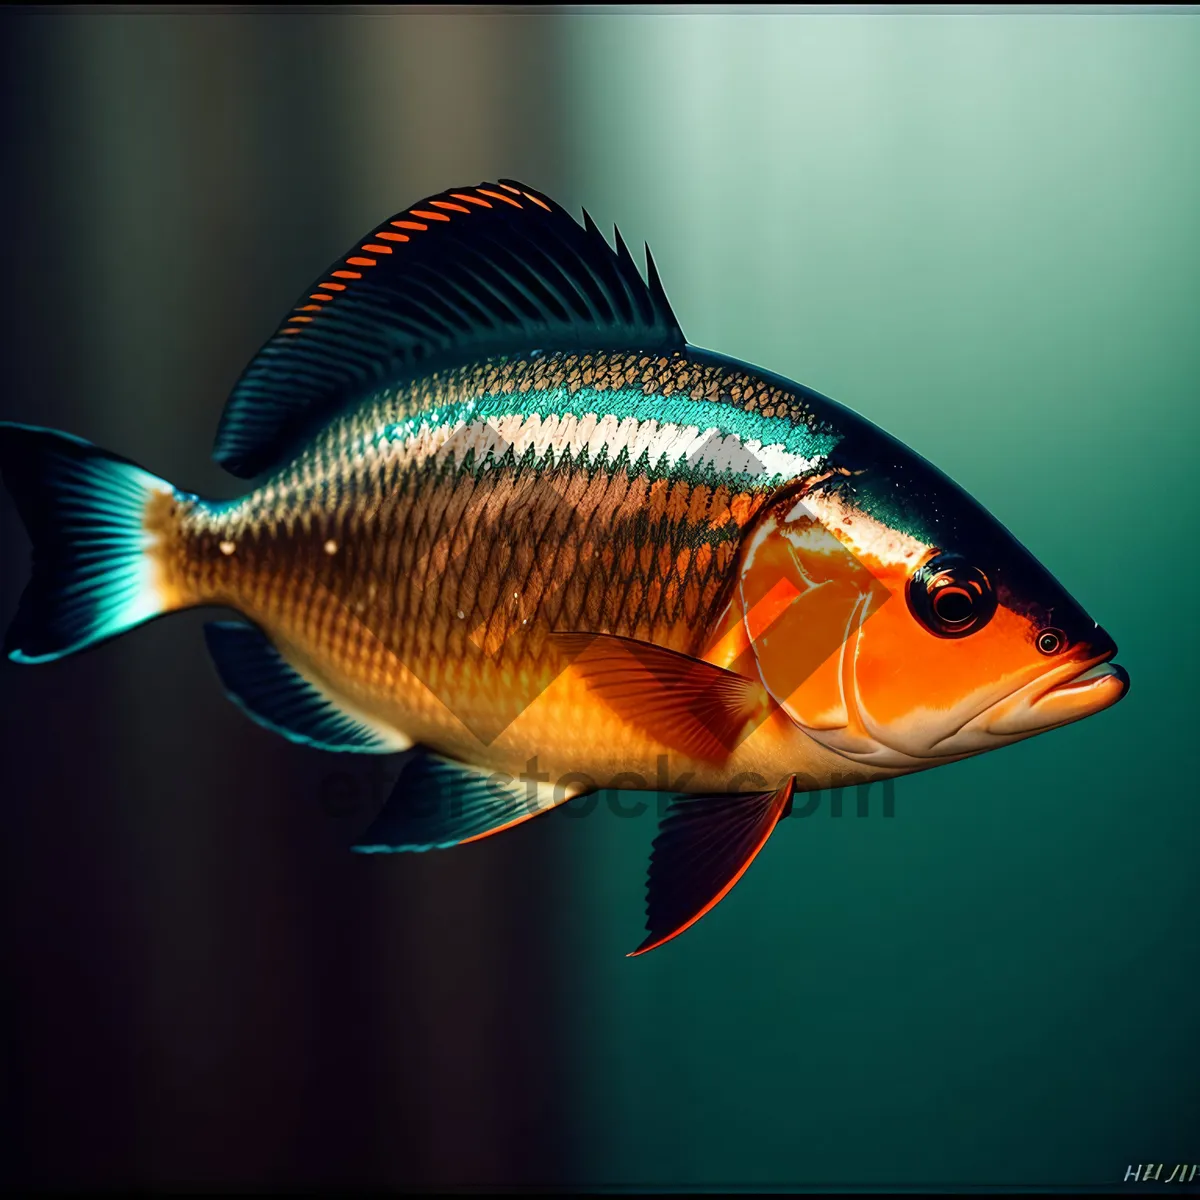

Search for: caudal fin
xmin=0 ymin=422 xmax=184 ymax=663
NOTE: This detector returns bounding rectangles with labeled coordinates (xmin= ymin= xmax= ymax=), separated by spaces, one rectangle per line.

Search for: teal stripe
xmin=379 ymin=384 xmax=839 ymax=484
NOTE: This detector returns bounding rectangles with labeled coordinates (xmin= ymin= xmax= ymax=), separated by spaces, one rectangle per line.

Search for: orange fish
xmin=0 ymin=180 xmax=1128 ymax=954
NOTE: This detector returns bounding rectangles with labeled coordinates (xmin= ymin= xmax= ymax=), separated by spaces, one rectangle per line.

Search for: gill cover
xmin=737 ymin=490 xmax=890 ymax=739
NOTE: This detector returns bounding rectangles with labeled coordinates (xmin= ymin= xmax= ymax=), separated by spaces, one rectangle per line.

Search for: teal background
xmin=0 ymin=7 xmax=1196 ymax=1192
xmin=565 ymin=11 xmax=1200 ymax=1190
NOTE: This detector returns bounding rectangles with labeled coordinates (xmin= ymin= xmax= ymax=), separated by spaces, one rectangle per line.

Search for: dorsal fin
xmin=213 ymin=179 xmax=686 ymax=478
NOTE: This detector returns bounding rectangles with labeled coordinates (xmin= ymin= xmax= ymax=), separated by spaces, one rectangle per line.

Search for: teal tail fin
xmin=0 ymin=422 xmax=185 ymax=663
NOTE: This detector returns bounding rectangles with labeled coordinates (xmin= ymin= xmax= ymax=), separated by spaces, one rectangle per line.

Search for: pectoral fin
xmin=550 ymin=631 xmax=769 ymax=765
xmin=629 ymin=775 xmax=795 ymax=957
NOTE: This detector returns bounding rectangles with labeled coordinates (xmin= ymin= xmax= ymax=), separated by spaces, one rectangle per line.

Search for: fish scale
xmin=166 ymin=349 xmax=806 ymax=766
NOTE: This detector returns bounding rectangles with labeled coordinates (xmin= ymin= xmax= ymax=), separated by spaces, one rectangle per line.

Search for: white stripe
xmin=376 ymin=412 xmax=825 ymax=483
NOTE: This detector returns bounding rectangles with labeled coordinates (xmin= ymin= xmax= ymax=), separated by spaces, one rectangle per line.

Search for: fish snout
xmin=1087 ymin=624 xmax=1118 ymax=662
xmin=1021 ymin=623 xmax=1129 ymax=727
xmin=1081 ymin=625 xmax=1129 ymax=701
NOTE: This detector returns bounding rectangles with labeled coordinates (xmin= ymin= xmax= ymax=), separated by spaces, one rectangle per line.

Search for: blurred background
xmin=1 ymin=5 xmax=1197 ymax=1192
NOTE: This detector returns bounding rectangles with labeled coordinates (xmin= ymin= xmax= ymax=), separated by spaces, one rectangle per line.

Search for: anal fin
xmin=204 ymin=621 xmax=409 ymax=754
xmin=352 ymin=748 xmax=591 ymax=852
xmin=630 ymin=775 xmax=795 ymax=957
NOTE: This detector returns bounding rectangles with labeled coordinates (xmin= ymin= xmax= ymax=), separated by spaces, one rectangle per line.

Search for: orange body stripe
xmin=499 ymin=183 xmax=521 ymax=194
xmin=451 ymin=192 xmax=491 ymax=207
xmin=310 ymin=293 xmax=332 ymax=301
xmin=297 ymin=304 xmax=322 ymax=312
xmin=361 ymin=243 xmax=392 ymax=254
xmin=321 ymin=281 xmax=347 ymax=290
xmin=430 ymin=200 xmax=471 ymax=213
xmin=523 ymin=192 xmax=552 ymax=211
xmin=626 ymin=777 xmax=795 ymax=958
xmin=478 ymin=188 xmax=522 ymax=207
xmin=376 ymin=231 xmax=410 ymax=242
xmin=332 ymin=270 xmax=362 ymax=279
xmin=346 ymin=256 xmax=375 ymax=267
xmin=280 ymin=327 xmax=302 ymax=335
xmin=288 ymin=315 xmax=313 ymax=323
xmin=410 ymin=208 xmax=450 ymax=221
xmin=391 ymin=220 xmax=428 ymax=231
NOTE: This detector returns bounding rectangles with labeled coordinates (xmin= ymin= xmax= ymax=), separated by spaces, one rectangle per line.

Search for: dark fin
xmin=203 ymin=621 xmax=409 ymax=754
xmin=629 ymin=776 xmax=795 ymax=957
xmin=351 ymin=747 xmax=589 ymax=853
xmin=213 ymin=179 xmax=686 ymax=479
xmin=0 ymin=422 xmax=182 ymax=663
xmin=550 ymin=631 xmax=769 ymax=765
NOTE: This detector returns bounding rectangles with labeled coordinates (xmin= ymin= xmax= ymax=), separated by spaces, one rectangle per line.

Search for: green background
xmin=565 ymin=11 xmax=1200 ymax=1190
xmin=0 ymin=7 xmax=1195 ymax=1192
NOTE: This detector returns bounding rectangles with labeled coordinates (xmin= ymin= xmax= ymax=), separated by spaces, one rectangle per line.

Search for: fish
xmin=0 ymin=178 xmax=1129 ymax=955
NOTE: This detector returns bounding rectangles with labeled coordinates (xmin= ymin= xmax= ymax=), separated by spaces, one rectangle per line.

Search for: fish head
xmin=738 ymin=427 xmax=1128 ymax=771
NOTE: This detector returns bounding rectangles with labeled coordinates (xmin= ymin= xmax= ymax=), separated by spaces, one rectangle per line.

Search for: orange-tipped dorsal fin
xmin=213 ymin=180 xmax=685 ymax=479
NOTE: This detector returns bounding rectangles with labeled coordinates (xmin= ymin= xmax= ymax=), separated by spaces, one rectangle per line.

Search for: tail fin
xmin=0 ymin=422 xmax=183 ymax=663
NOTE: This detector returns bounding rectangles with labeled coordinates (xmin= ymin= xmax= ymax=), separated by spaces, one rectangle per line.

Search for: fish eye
xmin=907 ymin=552 xmax=996 ymax=638
xmin=1036 ymin=628 xmax=1066 ymax=655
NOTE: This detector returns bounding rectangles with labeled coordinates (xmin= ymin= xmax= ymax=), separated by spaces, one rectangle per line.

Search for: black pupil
xmin=907 ymin=553 xmax=996 ymax=639
xmin=1040 ymin=632 xmax=1059 ymax=652
xmin=933 ymin=587 xmax=974 ymax=624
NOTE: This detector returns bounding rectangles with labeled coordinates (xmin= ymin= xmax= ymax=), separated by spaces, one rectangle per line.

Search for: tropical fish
xmin=0 ymin=179 xmax=1128 ymax=955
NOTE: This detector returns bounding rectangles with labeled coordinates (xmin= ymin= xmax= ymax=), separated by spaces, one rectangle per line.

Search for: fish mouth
xmin=1017 ymin=647 xmax=1130 ymax=731
xmin=1039 ymin=655 xmax=1130 ymax=703
xmin=955 ymin=646 xmax=1130 ymax=746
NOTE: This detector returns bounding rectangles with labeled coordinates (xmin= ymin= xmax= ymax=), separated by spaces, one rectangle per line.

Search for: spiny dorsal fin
xmin=213 ymin=179 xmax=686 ymax=478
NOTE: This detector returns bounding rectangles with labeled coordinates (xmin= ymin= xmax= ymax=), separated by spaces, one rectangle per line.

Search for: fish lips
xmin=984 ymin=648 xmax=1129 ymax=739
